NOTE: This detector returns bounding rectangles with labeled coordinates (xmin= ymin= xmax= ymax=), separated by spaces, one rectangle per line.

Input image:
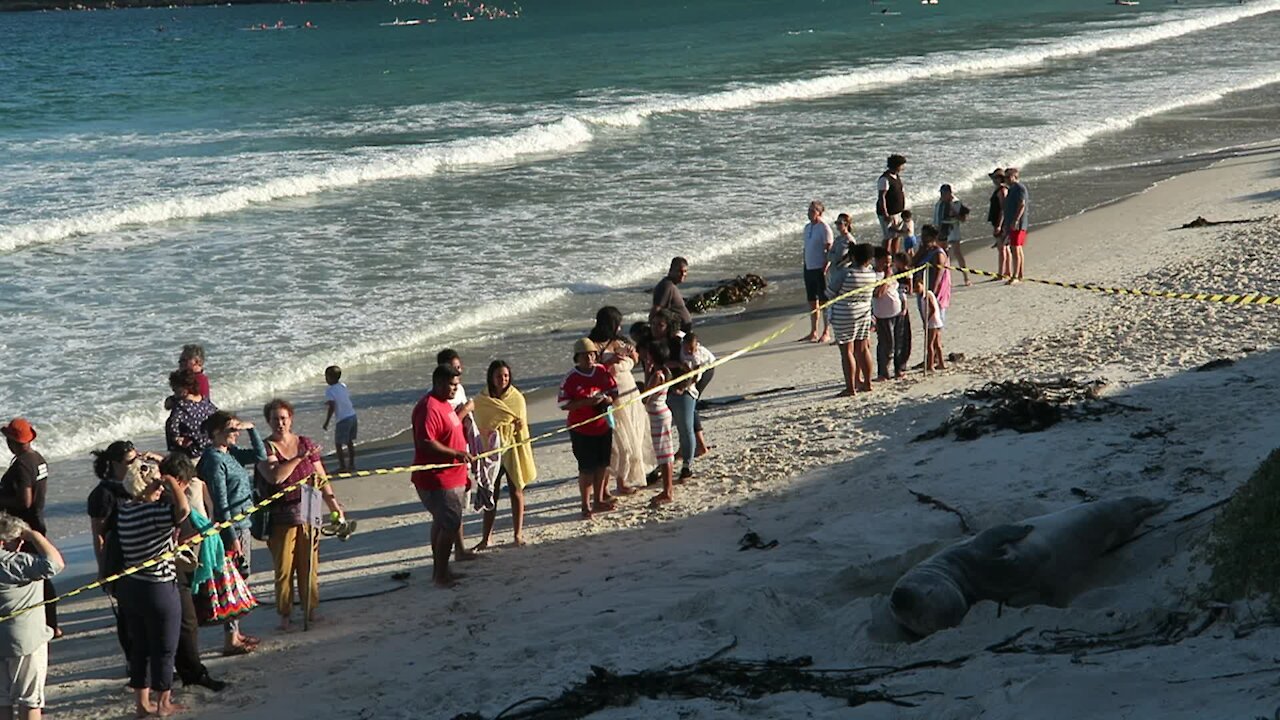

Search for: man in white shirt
xmin=801 ymin=200 xmax=834 ymax=344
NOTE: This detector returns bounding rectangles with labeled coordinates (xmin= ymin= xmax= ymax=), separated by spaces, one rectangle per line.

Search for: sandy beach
xmin=41 ymin=143 xmax=1280 ymax=719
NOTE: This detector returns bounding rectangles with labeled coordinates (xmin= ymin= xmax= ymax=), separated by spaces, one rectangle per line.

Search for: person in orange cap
xmin=0 ymin=418 xmax=58 ymax=638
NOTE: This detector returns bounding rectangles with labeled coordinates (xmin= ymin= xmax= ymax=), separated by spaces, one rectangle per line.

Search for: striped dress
xmin=645 ymin=370 xmax=675 ymax=466
xmin=831 ymin=264 xmax=878 ymax=343
xmin=116 ymin=499 xmax=180 ymax=583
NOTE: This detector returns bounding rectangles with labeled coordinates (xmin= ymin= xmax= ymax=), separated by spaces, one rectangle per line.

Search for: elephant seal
xmin=890 ymin=496 xmax=1166 ymax=637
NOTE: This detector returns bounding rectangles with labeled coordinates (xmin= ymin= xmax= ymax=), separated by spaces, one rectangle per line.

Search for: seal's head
xmin=890 ymin=566 xmax=971 ymax=637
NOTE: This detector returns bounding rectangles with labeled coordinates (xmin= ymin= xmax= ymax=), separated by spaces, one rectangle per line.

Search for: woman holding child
xmin=257 ymin=398 xmax=347 ymax=631
xmin=831 ymin=244 xmax=878 ymax=396
xmin=589 ymin=307 xmax=654 ymax=496
xmin=473 ymin=360 xmax=538 ymax=547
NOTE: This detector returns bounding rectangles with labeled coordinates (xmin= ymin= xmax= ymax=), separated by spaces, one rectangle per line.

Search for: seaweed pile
xmin=914 ymin=378 xmax=1139 ymax=442
xmin=687 ymin=274 xmax=768 ymax=313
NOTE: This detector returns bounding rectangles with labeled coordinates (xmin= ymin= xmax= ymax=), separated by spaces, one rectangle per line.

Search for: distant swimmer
xmin=303 ymin=20 xmax=315 ymax=28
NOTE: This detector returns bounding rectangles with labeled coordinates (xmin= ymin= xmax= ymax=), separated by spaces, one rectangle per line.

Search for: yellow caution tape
xmin=0 ymin=264 xmax=926 ymax=625
xmin=948 ymin=264 xmax=1280 ymax=306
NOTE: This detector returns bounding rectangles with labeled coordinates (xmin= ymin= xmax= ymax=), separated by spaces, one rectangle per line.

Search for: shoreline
xmin=41 ymin=142 xmax=1280 ymax=718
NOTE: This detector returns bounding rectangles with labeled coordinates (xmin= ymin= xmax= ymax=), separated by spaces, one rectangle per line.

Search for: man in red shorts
xmin=558 ymin=338 xmax=618 ymax=520
xmin=410 ymin=364 xmax=472 ymax=588
xmin=999 ymin=167 xmax=1030 ymax=285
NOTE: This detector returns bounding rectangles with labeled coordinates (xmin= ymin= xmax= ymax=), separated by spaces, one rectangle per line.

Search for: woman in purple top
xmin=257 ymin=398 xmax=346 ymax=631
xmin=165 ymin=369 xmax=217 ymax=458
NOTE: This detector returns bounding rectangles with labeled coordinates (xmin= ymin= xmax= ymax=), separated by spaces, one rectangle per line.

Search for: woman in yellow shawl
xmin=472 ymin=360 xmax=538 ymax=547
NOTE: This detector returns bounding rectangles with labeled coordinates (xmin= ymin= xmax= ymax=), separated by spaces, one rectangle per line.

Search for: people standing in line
xmin=197 ymin=411 xmax=265 ymax=655
xmin=164 ymin=344 xmax=211 ymax=412
xmin=410 ymin=365 xmax=472 ymax=588
xmin=258 ymin=399 xmax=347 ymax=632
xmin=650 ymin=311 xmax=699 ymax=481
xmin=987 ymin=168 xmax=1011 ymax=279
xmin=321 ymin=365 xmax=358 ymax=474
xmin=681 ymin=332 xmax=716 ymax=403
xmin=473 ymin=360 xmax=537 ymax=548
xmin=916 ymin=275 xmax=946 ymax=370
xmin=115 ymin=456 xmax=190 ymax=717
xmin=640 ymin=342 xmax=676 ymax=507
xmin=872 ymin=248 xmax=907 ymax=381
xmin=435 ymin=349 xmax=480 ymax=564
xmin=166 ymin=454 xmax=227 ymax=693
xmin=89 ymin=441 xmax=225 ymax=691
xmin=0 ymin=419 xmax=56 ymax=640
xmin=165 ymin=369 xmax=218 ymax=459
xmin=831 ymin=244 xmax=878 ymax=396
xmin=876 ymin=154 xmax=908 ymax=248
xmin=558 ymin=339 xmax=619 ymax=519
xmin=801 ymin=200 xmax=833 ymax=344
xmin=589 ymin=307 xmax=653 ymax=497
xmin=181 ymin=344 xmax=211 ymax=400
xmin=826 ymin=213 xmax=855 ymax=309
xmin=651 ymin=257 xmax=694 ymax=334
xmin=933 ymin=184 xmax=972 ymax=286
xmin=891 ymin=252 xmax=915 ymax=377
xmin=0 ymin=513 xmax=63 ymax=720
xmin=999 ymin=167 xmax=1030 ymax=284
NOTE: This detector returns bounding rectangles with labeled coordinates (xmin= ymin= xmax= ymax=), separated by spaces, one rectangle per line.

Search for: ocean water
xmin=2 ymin=0 xmax=1280 ymax=523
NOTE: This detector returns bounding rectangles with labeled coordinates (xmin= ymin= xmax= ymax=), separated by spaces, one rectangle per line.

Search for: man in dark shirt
xmin=652 ymin=256 xmax=693 ymax=333
xmin=0 ymin=418 xmax=56 ymax=637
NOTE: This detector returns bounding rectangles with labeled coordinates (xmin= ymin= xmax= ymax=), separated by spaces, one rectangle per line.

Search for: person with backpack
xmin=89 ymin=441 xmax=226 ymax=691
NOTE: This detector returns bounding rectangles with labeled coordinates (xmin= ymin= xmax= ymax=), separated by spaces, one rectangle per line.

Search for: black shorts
xmin=803 ymin=268 xmax=828 ymax=303
xmin=569 ymin=429 xmax=612 ymax=473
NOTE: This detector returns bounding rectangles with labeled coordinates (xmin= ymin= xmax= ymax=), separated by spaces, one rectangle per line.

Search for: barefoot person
xmin=410 ymin=365 xmax=472 ymax=587
xmin=0 ymin=513 xmax=63 ymax=720
xmin=435 ymin=349 xmax=480 ymax=564
xmin=321 ymin=366 xmax=358 ymax=474
xmin=115 ymin=456 xmax=190 ymax=717
xmin=258 ymin=399 xmax=347 ymax=631
xmin=640 ymin=342 xmax=676 ymax=507
xmin=558 ymin=339 xmax=618 ymax=519
xmin=473 ymin=361 xmax=538 ymax=548
xmin=801 ymin=200 xmax=834 ymax=343
xmin=933 ymin=184 xmax=972 ymax=286
xmin=831 ymin=244 xmax=878 ymax=396
xmin=986 ymin=168 xmax=1010 ymax=279
xmin=999 ymin=167 xmax=1030 ymax=284
xmin=590 ymin=307 xmax=653 ymax=497
xmin=197 ymin=412 xmax=265 ymax=655
xmin=876 ymin=154 xmax=908 ymax=247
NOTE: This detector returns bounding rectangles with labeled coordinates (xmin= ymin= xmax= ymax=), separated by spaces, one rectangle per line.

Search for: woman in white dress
xmin=589 ymin=306 xmax=655 ymax=496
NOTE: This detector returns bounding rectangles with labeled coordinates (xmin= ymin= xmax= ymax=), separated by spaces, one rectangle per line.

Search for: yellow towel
xmin=474 ymin=386 xmax=538 ymax=490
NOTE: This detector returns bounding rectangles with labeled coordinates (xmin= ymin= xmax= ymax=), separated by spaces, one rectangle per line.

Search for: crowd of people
xmin=0 ymin=154 xmax=1029 ymax=716
xmin=803 ymin=154 xmax=1031 ymax=394
xmin=408 ymin=264 xmax=717 ymax=586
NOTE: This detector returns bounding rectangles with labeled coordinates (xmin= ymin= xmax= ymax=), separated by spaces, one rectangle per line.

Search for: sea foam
xmin=1 ymin=1 xmax=1274 ymax=254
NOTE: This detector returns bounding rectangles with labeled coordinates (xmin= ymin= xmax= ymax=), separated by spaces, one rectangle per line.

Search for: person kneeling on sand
xmin=0 ymin=513 xmax=64 ymax=720
xmin=558 ymin=339 xmax=618 ymax=519
xmin=411 ymin=365 xmax=473 ymax=588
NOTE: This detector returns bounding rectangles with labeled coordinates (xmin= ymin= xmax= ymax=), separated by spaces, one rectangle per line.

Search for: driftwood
xmin=914 ymin=378 xmax=1143 ymax=442
xmin=687 ymin=274 xmax=768 ymax=313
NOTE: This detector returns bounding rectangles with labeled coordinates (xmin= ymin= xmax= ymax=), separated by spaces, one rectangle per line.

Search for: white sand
xmin=45 ymin=146 xmax=1280 ymax=719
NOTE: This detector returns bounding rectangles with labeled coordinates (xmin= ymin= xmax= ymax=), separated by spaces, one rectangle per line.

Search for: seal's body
xmin=890 ymin=497 xmax=1166 ymax=636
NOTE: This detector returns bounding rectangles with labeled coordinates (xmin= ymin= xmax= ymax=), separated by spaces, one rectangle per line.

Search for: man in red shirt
xmin=410 ymin=365 xmax=472 ymax=587
xmin=558 ymin=339 xmax=618 ymax=520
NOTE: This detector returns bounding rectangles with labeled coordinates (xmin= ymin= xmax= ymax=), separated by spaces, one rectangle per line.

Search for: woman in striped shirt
xmin=115 ymin=453 xmax=192 ymax=718
xmin=831 ymin=243 xmax=879 ymax=396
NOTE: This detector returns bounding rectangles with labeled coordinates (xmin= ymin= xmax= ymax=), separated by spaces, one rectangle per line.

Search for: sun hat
xmin=573 ymin=338 xmax=599 ymax=356
xmin=988 ymin=167 xmax=1005 ymax=178
xmin=0 ymin=418 xmax=36 ymax=444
